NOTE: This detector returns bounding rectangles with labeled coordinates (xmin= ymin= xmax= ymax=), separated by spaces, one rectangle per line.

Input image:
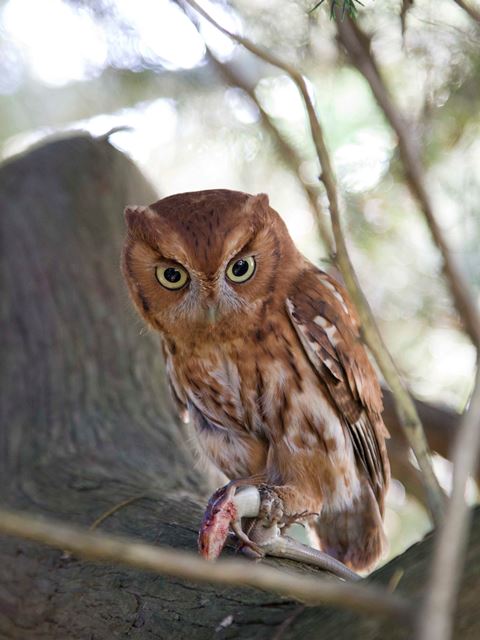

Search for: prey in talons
xmin=198 ymin=481 xmax=263 ymax=560
xmin=198 ymin=482 xmax=361 ymax=582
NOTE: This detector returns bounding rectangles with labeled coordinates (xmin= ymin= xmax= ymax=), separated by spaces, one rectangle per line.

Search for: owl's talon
xmin=282 ymin=510 xmax=319 ymax=529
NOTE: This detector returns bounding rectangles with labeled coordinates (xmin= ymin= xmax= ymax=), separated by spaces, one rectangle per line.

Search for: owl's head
xmin=122 ymin=189 xmax=299 ymax=342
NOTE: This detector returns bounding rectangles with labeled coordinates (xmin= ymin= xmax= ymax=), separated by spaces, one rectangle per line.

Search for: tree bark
xmin=1 ymin=134 xmax=478 ymax=639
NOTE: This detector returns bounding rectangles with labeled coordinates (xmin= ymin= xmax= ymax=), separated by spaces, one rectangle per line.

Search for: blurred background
xmin=1 ymin=0 xmax=479 ymax=562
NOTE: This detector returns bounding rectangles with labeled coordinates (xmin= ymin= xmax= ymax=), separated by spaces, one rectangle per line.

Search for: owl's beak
xmin=205 ymin=304 xmax=219 ymax=325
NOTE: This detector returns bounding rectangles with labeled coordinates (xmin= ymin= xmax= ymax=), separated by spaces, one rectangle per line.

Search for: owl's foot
xmin=198 ymin=482 xmax=360 ymax=581
xmin=254 ymin=485 xmax=321 ymax=535
xmin=257 ymin=485 xmax=318 ymax=527
xmin=198 ymin=480 xmax=295 ymax=560
xmin=198 ymin=482 xmax=313 ymax=559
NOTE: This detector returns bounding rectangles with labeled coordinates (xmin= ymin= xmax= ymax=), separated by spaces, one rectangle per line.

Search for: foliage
xmin=309 ymin=0 xmax=364 ymax=19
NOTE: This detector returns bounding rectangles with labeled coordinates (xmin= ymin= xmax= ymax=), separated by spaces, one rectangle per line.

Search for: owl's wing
xmin=161 ymin=340 xmax=189 ymax=424
xmin=286 ymin=267 xmax=389 ymax=503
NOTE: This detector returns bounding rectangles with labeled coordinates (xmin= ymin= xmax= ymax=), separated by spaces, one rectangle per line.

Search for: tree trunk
xmin=1 ymin=134 xmax=478 ymax=639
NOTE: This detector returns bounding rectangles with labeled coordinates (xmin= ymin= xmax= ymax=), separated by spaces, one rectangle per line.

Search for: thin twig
xmin=452 ymin=0 xmax=480 ymax=24
xmin=183 ymin=0 xmax=445 ymax=524
xmin=388 ymin=441 xmax=428 ymax=508
xmin=400 ymin=0 xmax=414 ymax=38
xmin=335 ymin=15 xmax=480 ymax=350
xmin=0 ymin=507 xmax=411 ymax=620
xmin=416 ymin=367 xmax=480 ymax=640
xmin=89 ymin=494 xmax=145 ymax=531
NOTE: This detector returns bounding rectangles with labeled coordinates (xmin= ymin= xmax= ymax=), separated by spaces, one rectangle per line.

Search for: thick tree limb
xmin=0 ymin=508 xmax=409 ymax=620
xmin=184 ymin=0 xmax=445 ymax=524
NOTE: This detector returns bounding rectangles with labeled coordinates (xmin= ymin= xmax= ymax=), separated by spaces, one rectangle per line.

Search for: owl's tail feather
xmin=313 ymin=482 xmax=387 ymax=573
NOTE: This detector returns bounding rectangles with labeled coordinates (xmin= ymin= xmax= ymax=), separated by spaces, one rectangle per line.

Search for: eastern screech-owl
xmin=122 ymin=189 xmax=390 ymax=571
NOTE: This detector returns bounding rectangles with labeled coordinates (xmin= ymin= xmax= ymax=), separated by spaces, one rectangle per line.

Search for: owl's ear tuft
xmin=253 ymin=193 xmax=270 ymax=209
xmin=245 ymin=193 xmax=271 ymax=228
xmin=250 ymin=193 xmax=269 ymax=210
xmin=245 ymin=193 xmax=270 ymax=225
xmin=124 ymin=205 xmax=154 ymax=232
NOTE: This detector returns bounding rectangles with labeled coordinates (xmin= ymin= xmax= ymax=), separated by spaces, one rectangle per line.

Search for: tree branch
xmin=416 ymin=367 xmax=480 ymax=640
xmin=388 ymin=440 xmax=429 ymax=507
xmin=382 ymin=389 xmax=458 ymax=464
xmin=0 ymin=507 xmax=410 ymax=621
xmin=452 ymin=0 xmax=480 ymax=24
xmin=183 ymin=0 xmax=445 ymax=524
xmin=400 ymin=0 xmax=414 ymax=38
xmin=335 ymin=15 xmax=480 ymax=350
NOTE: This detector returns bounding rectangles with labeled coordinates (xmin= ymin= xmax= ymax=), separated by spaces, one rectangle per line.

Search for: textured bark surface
xmin=1 ymin=135 xmax=478 ymax=639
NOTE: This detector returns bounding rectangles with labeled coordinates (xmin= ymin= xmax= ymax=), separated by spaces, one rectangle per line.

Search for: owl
xmin=122 ymin=189 xmax=390 ymax=571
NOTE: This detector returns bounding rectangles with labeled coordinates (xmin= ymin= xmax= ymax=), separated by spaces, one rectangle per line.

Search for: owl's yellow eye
xmin=226 ymin=256 xmax=256 ymax=283
xmin=155 ymin=264 xmax=189 ymax=290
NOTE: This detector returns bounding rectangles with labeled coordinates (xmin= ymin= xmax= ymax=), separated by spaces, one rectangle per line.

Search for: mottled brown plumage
xmin=122 ymin=189 xmax=390 ymax=570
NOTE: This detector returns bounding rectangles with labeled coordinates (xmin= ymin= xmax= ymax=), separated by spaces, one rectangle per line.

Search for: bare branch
xmin=400 ymin=0 xmax=414 ymax=37
xmin=382 ymin=389 xmax=459 ymax=464
xmin=416 ymin=367 xmax=480 ymax=640
xmin=383 ymin=389 xmax=480 ymax=495
xmin=388 ymin=440 xmax=429 ymax=507
xmin=385 ymin=388 xmax=480 ymax=506
xmin=0 ymin=507 xmax=411 ymax=621
xmin=452 ymin=0 xmax=480 ymax=24
xmin=335 ymin=16 xmax=480 ymax=350
xmin=183 ymin=0 xmax=445 ymax=524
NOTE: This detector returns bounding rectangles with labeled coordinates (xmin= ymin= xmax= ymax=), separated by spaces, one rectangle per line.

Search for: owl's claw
xmin=282 ymin=509 xmax=320 ymax=528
